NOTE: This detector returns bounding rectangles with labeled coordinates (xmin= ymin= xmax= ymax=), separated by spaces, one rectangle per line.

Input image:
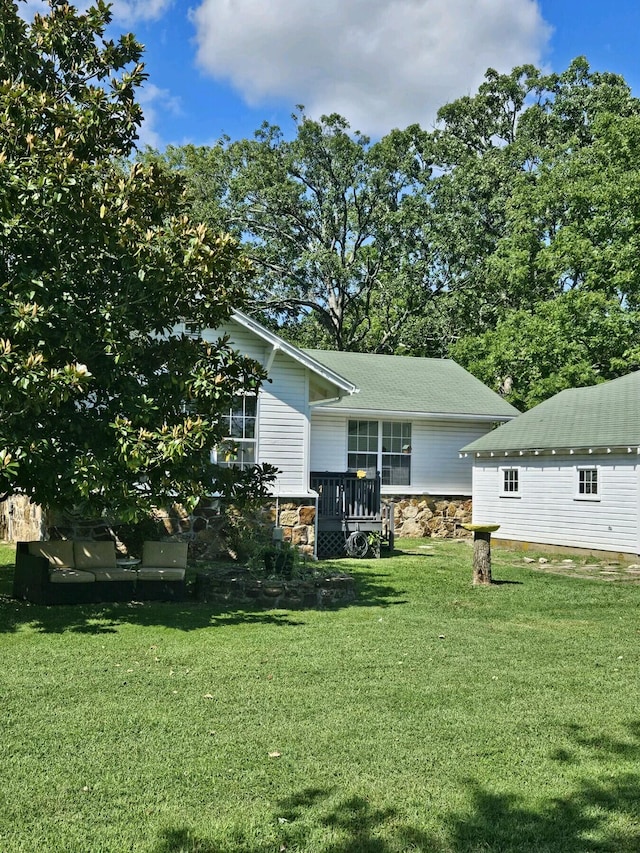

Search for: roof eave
xmin=463 ymin=444 xmax=640 ymax=457
xmin=231 ymin=310 xmax=358 ymax=396
xmin=316 ymin=406 xmax=518 ymax=422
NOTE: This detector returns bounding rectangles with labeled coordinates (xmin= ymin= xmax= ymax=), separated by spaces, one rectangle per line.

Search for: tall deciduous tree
xmin=450 ymin=292 xmax=640 ymax=410
xmin=0 ymin=0 xmax=274 ymax=519
xmin=150 ymin=112 xmax=436 ymax=352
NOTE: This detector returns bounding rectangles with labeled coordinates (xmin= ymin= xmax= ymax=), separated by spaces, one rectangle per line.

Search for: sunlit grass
xmin=2 ymin=539 xmax=640 ymax=851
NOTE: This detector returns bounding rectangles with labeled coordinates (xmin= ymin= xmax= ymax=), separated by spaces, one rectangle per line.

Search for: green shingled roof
xmin=462 ymin=371 xmax=640 ymax=453
xmin=304 ymin=350 xmax=519 ymax=419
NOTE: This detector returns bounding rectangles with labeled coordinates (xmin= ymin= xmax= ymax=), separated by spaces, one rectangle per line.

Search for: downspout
xmin=264 ymin=342 xmax=280 ymax=373
xmin=313 ymin=490 xmax=319 ymax=560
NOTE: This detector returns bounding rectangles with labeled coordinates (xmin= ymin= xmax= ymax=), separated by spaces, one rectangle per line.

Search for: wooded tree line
xmin=145 ymin=59 xmax=640 ymax=410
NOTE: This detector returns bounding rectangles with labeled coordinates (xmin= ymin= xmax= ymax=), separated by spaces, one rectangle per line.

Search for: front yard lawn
xmin=1 ymin=539 xmax=640 ymax=852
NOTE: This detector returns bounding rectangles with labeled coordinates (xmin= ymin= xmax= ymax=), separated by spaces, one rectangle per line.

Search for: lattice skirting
xmin=316 ymin=530 xmax=347 ymax=559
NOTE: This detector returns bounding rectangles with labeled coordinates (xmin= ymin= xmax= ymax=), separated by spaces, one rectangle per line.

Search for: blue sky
xmin=24 ymin=1 xmax=640 ymax=148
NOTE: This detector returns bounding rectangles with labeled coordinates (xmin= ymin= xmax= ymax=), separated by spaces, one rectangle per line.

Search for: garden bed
xmin=194 ymin=564 xmax=356 ymax=609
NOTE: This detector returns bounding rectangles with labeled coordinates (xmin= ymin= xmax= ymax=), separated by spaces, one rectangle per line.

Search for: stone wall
xmin=0 ymin=496 xmax=45 ymax=542
xmin=274 ymin=501 xmax=316 ymax=557
xmin=195 ymin=565 xmax=355 ymax=609
xmin=390 ymin=495 xmax=472 ymax=539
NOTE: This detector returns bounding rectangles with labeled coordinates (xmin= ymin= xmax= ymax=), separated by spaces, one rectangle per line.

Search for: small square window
xmin=502 ymin=468 xmax=519 ymax=494
xmin=578 ymin=468 xmax=598 ymax=496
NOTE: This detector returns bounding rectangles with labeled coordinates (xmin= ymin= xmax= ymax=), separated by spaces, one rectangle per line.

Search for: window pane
xmin=348 ymin=421 xmax=378 ymax=454
xmin=579 ymin=468 xmax=597 ymax=495
xmin=503 ymin=469 xmax=518 ymax=493
xmin=348 ymin=453 xmax=377 ymax=477
xmin=382 ymin=454 xmax=410 ymax=486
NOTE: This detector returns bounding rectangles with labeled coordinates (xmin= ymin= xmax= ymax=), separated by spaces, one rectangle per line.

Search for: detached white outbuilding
xmin=461 ymin=371 xmax=640 ymax=557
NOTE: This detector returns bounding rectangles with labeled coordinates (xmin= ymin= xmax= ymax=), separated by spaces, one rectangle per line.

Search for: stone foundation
xmin=389 ymin=495 xmax=472 ymax=539
xmin=274 ymin=501 xmax=316 ymax=557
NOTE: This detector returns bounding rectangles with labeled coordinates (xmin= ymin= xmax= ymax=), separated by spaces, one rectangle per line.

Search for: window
xmin=502 ymin=468 xmax=519 ymax=495
xmin=213 ymin=396 xmax=257 ymax=469
xmin=382 ymin=422 xmax=411 ymax=486
xmin=347 ymin=420 xmax=411 ymax=486
xmin=578 ymin=467 xmax=598 ymax=497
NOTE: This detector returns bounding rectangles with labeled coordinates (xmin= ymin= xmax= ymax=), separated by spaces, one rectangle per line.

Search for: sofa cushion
xmin=137 ymin=567 xmax=186 ymax=582
xmin=142 ymin=541 xmax=188 ymax=569
xmin=90 ymin=567 xmax=138 ymax=582
xmin=49 ymin=569 xmax=96 ymax=584
xmin=74 ymin=541 xmax=117 ymax=570
xmin=28 ymin=540 xmax=75 ymax=568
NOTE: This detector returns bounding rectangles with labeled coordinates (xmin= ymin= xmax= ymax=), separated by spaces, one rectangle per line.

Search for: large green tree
xmin=149 ymin=112 xmax=436 ymax=352
xmin=0 ymin=0 xmax=274 ymax=519
xmin=450 ymin=292 xmax=640 ymax=410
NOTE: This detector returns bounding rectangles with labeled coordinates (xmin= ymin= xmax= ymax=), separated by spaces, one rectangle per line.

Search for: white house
xmin=186 ymin=311 xmax=518 ymax=555
xmin=461 ymin=371 xmax=640 ymax=557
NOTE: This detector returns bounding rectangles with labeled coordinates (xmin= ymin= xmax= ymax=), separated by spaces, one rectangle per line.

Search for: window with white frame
xmin=213 ymin=395 xmax=257 ymax=469
xmin=577 ymin=467 xmax=598 ymax=497
xmin=347 ymin=420 xmax=412 ymax=486
xmin=501 ymin=467 xmax=519 ymax=495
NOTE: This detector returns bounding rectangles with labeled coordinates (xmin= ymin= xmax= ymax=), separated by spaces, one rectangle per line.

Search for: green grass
xmin=2 ymin=539 xmax=640 ymax=852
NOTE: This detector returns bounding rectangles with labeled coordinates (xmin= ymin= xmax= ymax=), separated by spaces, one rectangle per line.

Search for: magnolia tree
xmin=0 ymin=0 xmax=275 ymax=520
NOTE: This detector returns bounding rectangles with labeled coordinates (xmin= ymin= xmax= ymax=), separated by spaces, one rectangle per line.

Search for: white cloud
xmin=19 ymin=0 xmax=173 ymax=25
xmin=109 ymin=0 xmax=174 ymax=25
xmin=136 ymin=83 xmax=182 ymax=149
xmin=191 ymin=0 xmax=551 ymax=135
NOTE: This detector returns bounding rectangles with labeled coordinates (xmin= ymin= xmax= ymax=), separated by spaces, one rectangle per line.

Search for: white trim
xmin=322 ymin=407 xmax=515 ymax=422
xmin=232 ymin=311 xmax=358 ymax=396
xmin=303 ymin=369 xmax=312 ymax=496
xmin=470 ymin=445 xmax=640 ymax=458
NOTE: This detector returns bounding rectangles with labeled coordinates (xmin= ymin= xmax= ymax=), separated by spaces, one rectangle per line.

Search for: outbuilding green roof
xmin=462 ymin=371 xmax=640 ymax=453
xmin=304 ymin=350 xmax=519 ymax=419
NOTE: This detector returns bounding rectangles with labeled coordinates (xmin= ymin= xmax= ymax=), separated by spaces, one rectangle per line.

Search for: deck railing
xmin=310 ymin=471 xmax=382 ymax=521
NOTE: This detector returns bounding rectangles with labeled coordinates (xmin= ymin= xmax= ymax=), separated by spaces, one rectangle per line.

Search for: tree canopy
xmin=0 ymin=0 xmax=274 ymax=519
xmin=149 ymin=57 xmax=640 ymax=407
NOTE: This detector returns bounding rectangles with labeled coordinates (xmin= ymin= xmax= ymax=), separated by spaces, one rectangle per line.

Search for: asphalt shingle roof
xmin=304 ymin=350 xmax=520 ymax=419
xmin=462 ymin=370 xmax=640 ymax=453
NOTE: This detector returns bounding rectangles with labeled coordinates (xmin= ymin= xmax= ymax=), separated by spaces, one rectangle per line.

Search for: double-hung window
xmin=213 ymin=395 xmax=257 ymax=469
xmin=347 ymin=420 xmax=412 ymax=486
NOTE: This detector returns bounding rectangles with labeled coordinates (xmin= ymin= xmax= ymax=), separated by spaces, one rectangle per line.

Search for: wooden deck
xmin=310 ymin=472 xmax=394 ymax=558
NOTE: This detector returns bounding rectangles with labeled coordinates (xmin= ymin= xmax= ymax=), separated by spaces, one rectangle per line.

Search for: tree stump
xmin=462 ymin=523 xmax=500 ymax=586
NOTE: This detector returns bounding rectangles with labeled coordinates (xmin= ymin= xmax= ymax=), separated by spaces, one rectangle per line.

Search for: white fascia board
xmin=470 ymin=445 xmax=640 ymax=457
xmin=231 ymin=310 xmax=358 ymax=396
xmin=316 ymin=407 xmax=517 ymax=422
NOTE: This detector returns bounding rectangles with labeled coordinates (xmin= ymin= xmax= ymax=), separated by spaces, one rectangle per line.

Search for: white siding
xmin=310 ymin=413 xmax=497 ymax=495
xmin=201 ymin=320 xmax=267 ymax=363
xmin=310 ymin=412 xmax=347 ymax=472
xmin=257 ymin=352 xmax=310 ymax=496
xmin=471 ymin=453 xmax=640 ymax=554
xmin=199 ymin=319 xmax=311 ymax=496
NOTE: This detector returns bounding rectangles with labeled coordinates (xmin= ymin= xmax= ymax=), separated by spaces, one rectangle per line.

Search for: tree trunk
xmin=473 ymin=531 xmax=492 ymax=585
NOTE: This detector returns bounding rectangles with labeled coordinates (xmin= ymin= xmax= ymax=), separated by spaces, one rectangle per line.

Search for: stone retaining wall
xmin=390 ymin=496 xmax=472 ymax=539
xmin=195 ymin=566 xmax=355 ymax=609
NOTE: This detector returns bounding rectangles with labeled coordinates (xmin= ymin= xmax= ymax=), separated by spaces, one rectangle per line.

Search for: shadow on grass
xmin=0 ymin=557 xmax=406 ymax=634
xmin=152 ymin=787 xmax=435 ymax=853
xmin=154 ymin=723 xmax=640 ymax=852
xmin=443 ymin=721 xmax=640 ymax=852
